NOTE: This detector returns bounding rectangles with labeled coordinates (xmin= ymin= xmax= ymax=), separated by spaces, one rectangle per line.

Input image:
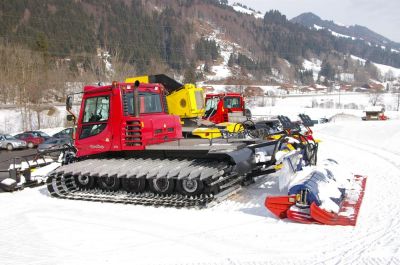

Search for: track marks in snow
xmin=316 ymin=132 xmax=400 ymax=264
xmin=2 ymin=122 xmax=400 ymax=265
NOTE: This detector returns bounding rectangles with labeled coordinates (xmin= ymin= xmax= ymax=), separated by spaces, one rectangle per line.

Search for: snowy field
xmin=1 ymin=92 xmax=399 ymax=134
xmin=1 ymin=117 xmax=400 ymax=264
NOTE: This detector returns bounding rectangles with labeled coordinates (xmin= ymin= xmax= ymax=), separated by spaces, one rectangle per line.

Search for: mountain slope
xmin=0 ymin=0 xmax=399 ymax=90
xmin=291 ymin=12 xmax=400 ymax=51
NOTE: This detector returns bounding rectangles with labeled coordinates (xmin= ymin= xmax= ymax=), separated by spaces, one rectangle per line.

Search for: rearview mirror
xmin=66 ymin=95 xmax=73 ymax=111
xmin=67 ymin=114 xmax=75 ymax=122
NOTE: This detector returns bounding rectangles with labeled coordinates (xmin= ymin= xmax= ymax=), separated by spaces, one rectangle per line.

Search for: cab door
xmin=76 ymin=95 xmax=113 ymax=156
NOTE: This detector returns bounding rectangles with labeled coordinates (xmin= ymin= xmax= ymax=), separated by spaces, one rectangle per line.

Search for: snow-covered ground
xmin=303 ymin=58 xmax=322 ymax=81
xmin=1 ymin=92 xmax=399 ymax=134
xmin=0 ymin=105 xmax=78 ymax=134
xmin=202 ymin=30 xmax=236 ymax=81
xmin=231 ymin=3 xmax=264 ymax=19
xmin=1 ymin=115 xmax=400 ymax=264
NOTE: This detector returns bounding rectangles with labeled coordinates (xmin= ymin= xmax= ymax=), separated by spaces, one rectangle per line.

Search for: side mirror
xmin=66 ymin=95 xmax=73 ymax=111
xmin=67 ymin=114 xmax=75 ymax=122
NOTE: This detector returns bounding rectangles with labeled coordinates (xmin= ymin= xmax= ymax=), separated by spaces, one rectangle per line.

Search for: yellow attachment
xmin=217 ymin=122 xmax=244 ymax=133
xmin=125 ymin=76 xmax=150 ymax=84
xmin=125 ymin=76 xmax=205 ymax=120
xmin=274 ymin=164 xmax=283 ymax=170
xmin=269 ymin=134 xmax=284 ymax=140
xmin=191 ymin=122 xmax=243 ymax=139
xmin=166 ymin=83 xmax=205 ymax=119
xmin=286 ymin=143 xmax=295 ymax=151
xmin=191 ymin=127 xmax=222 ymax=139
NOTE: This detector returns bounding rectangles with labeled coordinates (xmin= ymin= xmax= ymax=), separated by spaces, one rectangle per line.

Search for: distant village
xmin=203 ymin=80 xmax=400 ymax=98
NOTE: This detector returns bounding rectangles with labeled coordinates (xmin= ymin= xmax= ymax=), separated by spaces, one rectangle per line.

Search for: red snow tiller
xmin=265 ymin=159 xmax=367 ymax=226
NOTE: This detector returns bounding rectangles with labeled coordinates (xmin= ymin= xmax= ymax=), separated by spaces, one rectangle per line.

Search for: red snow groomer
xmin=266 ymin=160 xmax=367 ymax=226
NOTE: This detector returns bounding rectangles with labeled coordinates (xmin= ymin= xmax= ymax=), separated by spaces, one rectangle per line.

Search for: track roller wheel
xmin=177 ymin=179 xmax=204 ymax=196
xmin=74 ymin=174 xmax=95 ymax=190
xmin=149 ymin=178 xmax=175 ymax=194
xmin=121 ymin=177 xmax=146 ymax=193
xmin=98 ymin=176 xmax=120 ymax=191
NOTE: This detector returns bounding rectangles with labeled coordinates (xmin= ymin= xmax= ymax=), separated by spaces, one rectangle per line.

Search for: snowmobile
xmin=271 ymin=115 xmax=319 ymax=166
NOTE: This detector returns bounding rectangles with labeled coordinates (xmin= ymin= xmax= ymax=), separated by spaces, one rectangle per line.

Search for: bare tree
xmin=393 ymin=88 xmax=400 ymax=111
xmin=368 ymin=90 xmax=384 ymax=106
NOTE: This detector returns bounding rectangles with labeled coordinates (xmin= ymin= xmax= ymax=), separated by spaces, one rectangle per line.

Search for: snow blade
xmin=265 ymin=167 xmax=367 ymax=226
xmin=310 ymin=175 xmax=367 ymax=226
xmin=286 ymin=206 xmax=316 ymax=224
xmin=265 ymin=196 xmax=296 ymax=219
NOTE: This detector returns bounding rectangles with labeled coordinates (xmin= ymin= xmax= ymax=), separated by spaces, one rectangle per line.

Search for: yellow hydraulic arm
xmin=125 ymin=74 xmax=205 ymax=119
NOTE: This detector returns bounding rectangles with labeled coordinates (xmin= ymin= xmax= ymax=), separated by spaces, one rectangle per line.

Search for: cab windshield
xmin=223 ymin=97 xmax=241 ymax=108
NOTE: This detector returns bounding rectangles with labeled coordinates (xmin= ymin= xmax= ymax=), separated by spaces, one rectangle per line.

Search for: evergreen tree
xmin=319 ymin=61 xmax=335 ymax=81
xmin=184 ymin=62 xmax=196 ymax=84
xmin=228 ymin=53 xmax=235 ymax=67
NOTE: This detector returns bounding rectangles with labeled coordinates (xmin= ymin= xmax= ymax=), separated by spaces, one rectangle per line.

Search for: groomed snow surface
xmin=1 ymin=118 xmax=400 ymax=265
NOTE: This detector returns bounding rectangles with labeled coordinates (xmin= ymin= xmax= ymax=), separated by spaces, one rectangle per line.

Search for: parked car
xmin=14 ymin=132 xmax=45 ymax=148
xmin=24 ymin=130 xmax=51 ymax=140
xmin=0 ymin=134 xmax=27 ymax=151
xmin=52 ymin=127 xmax=74 ymax=139
xmin=37 ymin=137 xmax=73 ymax=153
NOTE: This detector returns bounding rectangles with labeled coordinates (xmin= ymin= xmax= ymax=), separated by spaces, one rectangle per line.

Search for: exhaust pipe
xmin=134 ymin=80 xmax=140 ymax=117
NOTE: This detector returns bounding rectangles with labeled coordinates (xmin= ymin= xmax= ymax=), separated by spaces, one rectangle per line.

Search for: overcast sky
xmin=230 ymin=0 xmax=400 ymax=43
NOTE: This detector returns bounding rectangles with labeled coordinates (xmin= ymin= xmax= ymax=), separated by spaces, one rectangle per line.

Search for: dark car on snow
xmin=37 ymin=137 xmax=73 ymax=153
xmin=52 ymin=128 xmax=74 ymax=139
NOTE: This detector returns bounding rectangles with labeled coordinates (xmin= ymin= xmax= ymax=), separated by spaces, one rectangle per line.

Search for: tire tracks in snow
xmin=316 ymin=132 xmax=400 ymax=264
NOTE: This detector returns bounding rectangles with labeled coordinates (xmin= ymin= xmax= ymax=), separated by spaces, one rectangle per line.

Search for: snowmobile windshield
xmin=126 ymin=92 xmax=163 ymax=115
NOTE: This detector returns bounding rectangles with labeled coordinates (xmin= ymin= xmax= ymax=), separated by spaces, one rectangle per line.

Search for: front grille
xmin=125 ymin=120 xmax=142 ymax=146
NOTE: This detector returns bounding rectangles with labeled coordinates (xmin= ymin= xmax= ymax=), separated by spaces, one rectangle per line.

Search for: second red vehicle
xmin=14 ymin=132 xmax=47 ymax=148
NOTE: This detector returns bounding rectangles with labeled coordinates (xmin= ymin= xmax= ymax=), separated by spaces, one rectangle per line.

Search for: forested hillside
xmin=1 ymin=0 xmax=399 ymax=105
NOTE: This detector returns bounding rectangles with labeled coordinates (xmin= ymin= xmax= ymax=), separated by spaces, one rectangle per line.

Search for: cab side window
xmin=82 ymin=96 xmax=110 ymax=123
xmin=80 ymin=96 xmax=110 ymax=139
